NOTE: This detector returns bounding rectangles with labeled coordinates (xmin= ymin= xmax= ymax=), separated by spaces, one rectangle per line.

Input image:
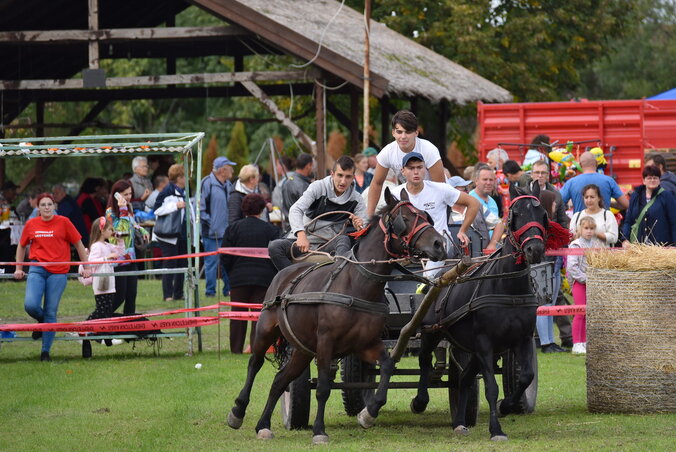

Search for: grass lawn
xmin=0 ymin=279 xmax=674 ymax=451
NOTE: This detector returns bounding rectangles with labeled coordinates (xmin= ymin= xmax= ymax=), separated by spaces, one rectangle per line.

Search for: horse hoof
xmin=312 ymin=434 xmax=329 ymax=445
xmin=454 ymin=425 xmax=469 ymax=436
xmin=256 ymin=428 xmax=274 ymax=440
xmin=410 ymin=398 xmax=426 ymax=414
xmin=227 ymin=411 xmax=243 ymax=429
xmin=357 ymin=407 xmax=376 ymax=429
xmin=491 ymin=435 xmax=509 ymax=441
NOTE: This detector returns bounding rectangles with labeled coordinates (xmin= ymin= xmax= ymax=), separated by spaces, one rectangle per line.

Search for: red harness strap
xmin=508 ymin=195 xmax=546 ymax=263
xmin=378 ymin=202 xmax=433 ymax=258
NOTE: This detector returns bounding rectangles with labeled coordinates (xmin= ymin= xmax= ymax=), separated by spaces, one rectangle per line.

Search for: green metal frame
xmin=1 ymin=132 xmax=206 ymax=354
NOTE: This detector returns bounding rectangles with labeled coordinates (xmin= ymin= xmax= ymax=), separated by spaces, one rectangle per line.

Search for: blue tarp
xmin=648 ymin=88 xmax=676 ymax=100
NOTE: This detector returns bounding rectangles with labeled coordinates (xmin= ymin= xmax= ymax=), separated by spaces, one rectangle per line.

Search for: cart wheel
xmin=340 ymin=354 xmax=375 ymax=416
xmin=502 ymin=338 xmax=538 ymax=414
xmin=279 ymin=348 xmax=311 ymax=431
xmin=448 ymin=348 xmax=479 ymax=427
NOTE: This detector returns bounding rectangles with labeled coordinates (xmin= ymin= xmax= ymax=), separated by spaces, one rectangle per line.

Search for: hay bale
xmin=586 ymin=266 xmax=676 ymax=413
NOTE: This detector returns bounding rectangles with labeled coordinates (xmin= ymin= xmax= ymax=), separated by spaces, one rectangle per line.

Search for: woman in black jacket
xmin=221 ymin=194 xmax=281 ymax=353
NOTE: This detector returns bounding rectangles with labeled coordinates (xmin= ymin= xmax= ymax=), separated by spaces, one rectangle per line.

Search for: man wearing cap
xmin=396 ymin=153 xmax=479 ymax=276
xmin=268 ymin=155 xmax=366 ymax=271
xmin=363 ymin=147 xmax=378 ymax=175
xmin=200 ymin=156 xmax=235 ymax=297
xmin=367 ymin=110 xmax=445 ymax=218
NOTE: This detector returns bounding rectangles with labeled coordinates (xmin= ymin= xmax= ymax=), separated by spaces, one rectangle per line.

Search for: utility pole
xmin=362 ymin=0 xmax=371 ymax=151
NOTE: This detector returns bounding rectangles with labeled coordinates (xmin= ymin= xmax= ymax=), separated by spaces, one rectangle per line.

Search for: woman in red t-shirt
xmin=14 ymin=193 xmax=91 ymax=362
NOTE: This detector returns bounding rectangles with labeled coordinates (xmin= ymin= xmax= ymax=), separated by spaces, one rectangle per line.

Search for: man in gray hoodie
xmin=268 ymin=155 xmax=366 ymax=271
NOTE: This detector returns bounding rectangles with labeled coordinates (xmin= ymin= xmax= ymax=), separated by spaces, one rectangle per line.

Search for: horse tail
xmin=266 ymin=336 xmax=289 ymax=369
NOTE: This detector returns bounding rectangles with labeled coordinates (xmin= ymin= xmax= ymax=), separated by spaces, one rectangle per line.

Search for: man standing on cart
xmin=395 ymin=152 xmax=480 ymax=277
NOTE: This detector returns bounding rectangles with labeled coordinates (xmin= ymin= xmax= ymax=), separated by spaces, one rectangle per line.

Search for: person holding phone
xmin=106 ymin=179 xmax=148 ymax=315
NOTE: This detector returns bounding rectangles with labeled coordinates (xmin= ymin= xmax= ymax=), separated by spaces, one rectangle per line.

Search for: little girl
xmin=566 ymin=216 xmax=604 ymax=355
xmin=82 ymin=217 xmax=127 ymax=358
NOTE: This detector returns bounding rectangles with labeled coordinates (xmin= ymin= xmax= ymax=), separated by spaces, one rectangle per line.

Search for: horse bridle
xmin=507 ymin=195 xmax=546 ymax=260
xmin=378 ymin=201 xmax=435 ymax=258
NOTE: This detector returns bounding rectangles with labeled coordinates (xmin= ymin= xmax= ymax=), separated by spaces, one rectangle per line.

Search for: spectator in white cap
xmin=200 ymin=156 xmax=235 ymax=297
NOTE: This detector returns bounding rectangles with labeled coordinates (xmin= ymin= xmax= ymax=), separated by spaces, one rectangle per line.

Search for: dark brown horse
xmin=411 ymin=183 xmax=548 ymax=441
xmin=227 ymin=188 xmax=445 ymax=444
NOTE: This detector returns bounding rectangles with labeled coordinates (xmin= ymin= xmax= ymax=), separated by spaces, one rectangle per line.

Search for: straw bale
xmin=587 ymin=244 xmax=676 ymax=272
xmin=586 ymin=267 xmax=676 ymax=413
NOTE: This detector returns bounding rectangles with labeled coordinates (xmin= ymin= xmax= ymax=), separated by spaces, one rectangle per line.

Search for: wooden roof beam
xmin=0 ymin=26 xmax=252 ymax=44
xmin=0 ymin=69 xmax=320 ymax=90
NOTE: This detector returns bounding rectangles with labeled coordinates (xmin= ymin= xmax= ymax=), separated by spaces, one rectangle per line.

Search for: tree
xmin=349 ymin=0 xmax=643 ymax=101
xmin=575 ymin=0 xmax=676 ymax=99
xmin=226 ymin=121 xmax=250 ymax=170
xmin=202 ymin=135 xmax=219 ymax=179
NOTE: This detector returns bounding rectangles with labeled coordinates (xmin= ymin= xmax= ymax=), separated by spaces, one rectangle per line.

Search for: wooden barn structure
xmin=0 ymin=0 xmax=511 ymax=187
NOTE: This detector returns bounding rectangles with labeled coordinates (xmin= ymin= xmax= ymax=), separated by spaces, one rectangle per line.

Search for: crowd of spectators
xmin=2 ymin=122 xmax=675 ymax=360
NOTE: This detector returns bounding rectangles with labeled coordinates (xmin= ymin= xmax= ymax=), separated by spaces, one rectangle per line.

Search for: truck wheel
xmin=448 ymin=348 xmax=479 ymax=427
xmin=340 ymin=354 xmax=375 ymax=416
xmin=502 ymin=338 xmax=538 ymax=414
xmin=280 ymin=350 xmax=311 ymax=430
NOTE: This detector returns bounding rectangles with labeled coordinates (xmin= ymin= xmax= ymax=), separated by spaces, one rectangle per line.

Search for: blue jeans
xmin=24 ymin=266 xmax=68 ymax=353
xmin=536 ymin=257 xmax=563 ymax=346
xmin=202 ymin=237 xmax=230 ymax=296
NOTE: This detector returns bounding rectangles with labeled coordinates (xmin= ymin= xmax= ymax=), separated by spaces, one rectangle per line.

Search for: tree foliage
xmin=225 ymin=121 xmax=250 ymax=170
xmin=575 ymin=0 xmax=676 ymax=99
xmin=350 ymin=0 xmax=643 ymax=101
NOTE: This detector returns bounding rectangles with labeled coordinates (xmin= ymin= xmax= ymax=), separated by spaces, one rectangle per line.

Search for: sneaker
xmin=111 ymin=339 xmax=125 ymax=346
xmin=541 ymin=343 xmax=566 ymax=354
xmin=40 ymin=351 xmax=51 ymax=362
xmin=571 ymin=343 xmax=586 ymax=355
xmin=561 ymin=339 xmax=573 ymax=349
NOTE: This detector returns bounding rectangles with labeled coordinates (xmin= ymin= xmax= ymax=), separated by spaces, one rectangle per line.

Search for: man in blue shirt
xmin=200 ymin=157 xmax=235 ymax=297
xmin=469 ymin=166 xmax=505 ymax=250
xmin=560 ymin=151 xmax=629 ymax=213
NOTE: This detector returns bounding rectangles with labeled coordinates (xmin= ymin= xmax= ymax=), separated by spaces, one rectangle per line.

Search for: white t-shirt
xmin=377 ymin=138 xmax=441 ymax=181
xmin=569 ymin=209 xmax=618 ymax=247
xmin=395 ymin=180 xmax=460 ymax=236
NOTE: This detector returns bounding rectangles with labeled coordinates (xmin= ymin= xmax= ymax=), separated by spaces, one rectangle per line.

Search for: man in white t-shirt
xmin=367 ymin=110 xmax=445 ymax=218
xmin=395 ymin=152 xmax=479 ymax=276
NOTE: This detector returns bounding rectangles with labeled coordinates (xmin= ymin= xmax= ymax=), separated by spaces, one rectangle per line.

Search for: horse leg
xmin=254 ymin=349 xmax=313 ymax=439
xmin=498 ymin=336 xmax=535 ymax=416
xmin=358 ymin=346 xmax=396 ymax=429
xmin=474 ymin=338 xmax=508 ymax=441
xmin=228 ymin=312 xmax=279 ymax=429
xmin=451 ymin=354 xmax=481 ymax=435
xmin=411 ymin=332 xmax=442 ymax=414
xmin=311 ymin=340 xmax=335 ymax=444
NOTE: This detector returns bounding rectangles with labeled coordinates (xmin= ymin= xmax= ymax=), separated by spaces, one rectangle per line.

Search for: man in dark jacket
xmin=281 ymin=153 xmax=314 ymax=217
xmin=52 ymin=184 xmax=89 ymax=244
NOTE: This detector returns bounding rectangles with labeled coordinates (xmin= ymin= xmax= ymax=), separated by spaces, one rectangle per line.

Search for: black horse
xmin=411 ymin=183 xmax=548 ymax=441
xmin=227 ymin=188 xmax=446 ymax=445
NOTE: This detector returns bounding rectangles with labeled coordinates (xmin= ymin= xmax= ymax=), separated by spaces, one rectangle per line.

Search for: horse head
xmin=378 ymin=187 xmax=446 ymax=261
xmin=507 ymin=183 xmax=547 ymax=264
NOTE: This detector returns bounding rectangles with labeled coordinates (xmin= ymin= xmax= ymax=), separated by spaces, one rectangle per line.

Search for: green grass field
xmin=1 ymin=279 xmax=674 ymax=451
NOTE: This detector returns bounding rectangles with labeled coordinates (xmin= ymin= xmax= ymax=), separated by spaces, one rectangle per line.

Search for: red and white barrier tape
xmin=0 ymin=316 xmax=220 ymax=333
xmin=537 ymin=305 xmax=586 ymax=316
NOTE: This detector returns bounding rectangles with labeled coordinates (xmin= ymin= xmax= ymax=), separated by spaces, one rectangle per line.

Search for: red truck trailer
xmin=478 ymin=99 xmax=676 ymax=190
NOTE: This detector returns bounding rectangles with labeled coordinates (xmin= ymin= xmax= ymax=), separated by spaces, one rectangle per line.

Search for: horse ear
xmin=509 ymin=182 xmax=521 ymax=200
xmin=384 ymin=187 xmax=398 ymax=207
xmin=399 ymin=188 xmax=410 ymax=201
xmin=530 ymin=181 xmax=541 ymax=198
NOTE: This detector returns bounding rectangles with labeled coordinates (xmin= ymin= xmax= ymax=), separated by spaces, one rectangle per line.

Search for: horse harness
xmin=423 ymin=196 xmax=546 ymax=344
xmin=263 ymin=201 xmax=437 ymax=356
xmin=263 ymin=260 xmax=390 ymax=356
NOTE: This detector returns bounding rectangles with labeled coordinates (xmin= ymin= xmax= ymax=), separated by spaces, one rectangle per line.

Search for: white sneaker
xmin=111 ymin=339 xmax=125 ymax=346
xmin=572 ymin=343 xmax=586 ymax=355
